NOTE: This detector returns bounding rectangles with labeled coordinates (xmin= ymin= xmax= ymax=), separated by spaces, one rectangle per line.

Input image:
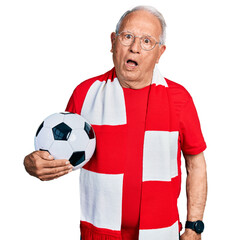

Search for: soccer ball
xmin=34 ymin=112 xmax=96 ymax=170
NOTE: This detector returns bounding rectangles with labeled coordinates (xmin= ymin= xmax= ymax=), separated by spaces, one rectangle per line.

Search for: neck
xmin=118 ymin=76 xmax=153 ymax=89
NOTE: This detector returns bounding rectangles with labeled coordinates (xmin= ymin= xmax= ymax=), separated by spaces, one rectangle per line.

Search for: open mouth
xmin=127 ymin=59 xmax=138 ymax=67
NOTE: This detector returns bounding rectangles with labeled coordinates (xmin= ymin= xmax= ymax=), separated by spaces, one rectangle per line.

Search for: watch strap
xmin=185 ymin=221 xmax=196 ymax=230
xmin=185 ymin=220 xmax=204 ymax=234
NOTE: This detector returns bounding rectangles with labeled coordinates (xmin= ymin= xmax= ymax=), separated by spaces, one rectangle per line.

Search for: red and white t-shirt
xmin=66 ymin=67 xmax=206 ymax=240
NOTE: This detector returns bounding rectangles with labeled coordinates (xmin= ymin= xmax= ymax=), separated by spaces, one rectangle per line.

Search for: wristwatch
xmin=185 ymin=220 xmax=204 ymax=234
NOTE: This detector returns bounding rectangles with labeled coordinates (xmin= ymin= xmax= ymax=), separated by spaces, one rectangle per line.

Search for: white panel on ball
xmin=35 ymin=127 xmax=54 ymax=151
xmin=43 ymin=113 xmax=65 ymax=128
xmin=64 ymin=113 xmax=85 ymax=130
xmin=49 ymin=141 xmax=73 ymax=160
xmin=68 ymin=129 xmax=90 ymax=150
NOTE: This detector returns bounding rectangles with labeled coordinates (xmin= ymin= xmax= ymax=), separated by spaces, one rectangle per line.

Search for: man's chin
xmin=118 ymin=75 xmax=142 ymax=88
xmin=121 ymin=69 xmax=140 ymax=80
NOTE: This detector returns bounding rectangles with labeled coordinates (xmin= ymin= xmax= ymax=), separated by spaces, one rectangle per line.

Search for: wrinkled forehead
xmin=118 ymin=10 xmax=162 ymax=39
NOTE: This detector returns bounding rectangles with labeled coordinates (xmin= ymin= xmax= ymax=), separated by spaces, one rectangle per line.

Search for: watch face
xmin=194 ymin=221 xmax=204 ymax=234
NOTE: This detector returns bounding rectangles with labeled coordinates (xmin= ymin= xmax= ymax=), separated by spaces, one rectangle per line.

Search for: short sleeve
xmin=65 ymin=78 xmax=96 ymax=114
xmin=66 ymin=91 xmax=77 ymax=113
xmin=179 ymin=97 xmax=207 ymax=155
xmin=65 ymin=86 xmax=82 ymax=114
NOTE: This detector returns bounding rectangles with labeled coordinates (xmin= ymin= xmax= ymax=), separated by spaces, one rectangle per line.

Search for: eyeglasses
xmin=116 ymin=31 xmax=162 ymax=51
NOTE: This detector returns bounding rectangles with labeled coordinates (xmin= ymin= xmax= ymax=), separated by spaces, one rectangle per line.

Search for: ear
xmin=156 ymin=44 xmax=166 ymax=64
xmin=110 ymin=32 xmax=116 ymax=53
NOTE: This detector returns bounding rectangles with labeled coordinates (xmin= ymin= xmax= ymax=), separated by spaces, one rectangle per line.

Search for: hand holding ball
xmin=34 ymin=112 xmax=96 ymax=170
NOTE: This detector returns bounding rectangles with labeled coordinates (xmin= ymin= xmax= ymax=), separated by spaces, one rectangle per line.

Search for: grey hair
xmin=115 ymin=5 xmax=167 ymax=45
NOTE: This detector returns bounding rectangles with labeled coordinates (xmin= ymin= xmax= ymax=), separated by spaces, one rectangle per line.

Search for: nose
xmin=129 ymin=36 xmax=141 ymax=54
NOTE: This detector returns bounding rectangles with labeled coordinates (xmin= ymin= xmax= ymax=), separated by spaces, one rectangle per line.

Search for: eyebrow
xmin=123 ymin=30 xmax=154 ymax=38
xmin=122 ymin=30 xmax=158 ymax=41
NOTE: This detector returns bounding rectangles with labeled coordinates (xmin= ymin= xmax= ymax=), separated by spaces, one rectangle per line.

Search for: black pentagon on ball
xmin=84 ymin=122 xmax=95 ymax=139
xmin=36 ymin=121 xmax=44 ymax=137
xmin=52 ymin=122 xmax=72 ymax=140
xmin=69 ymin=151 xmax=85 ymax=167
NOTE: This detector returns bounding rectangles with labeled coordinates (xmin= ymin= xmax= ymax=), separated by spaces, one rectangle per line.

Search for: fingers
xmin=24 ymin=150 xmax=73 ymax=181
xmin=38 ymin=168 xmax=73 ymax=181
xmin=35 ymin=150 xmax=70 ymax=168
xmin=42 ymin=159 xmax=71 ymax=168
xmin=35 ymin=150 xmax=70 ymax=167
xmin=35 ymin=151 xmax=73 ymax=181
xmin=37 ymin=163 xmax=73 ymax=176
xmin=36 ymin=161 xmax=73 ymax=181
xmin=35 ymin=150 xmax=54 ymax=161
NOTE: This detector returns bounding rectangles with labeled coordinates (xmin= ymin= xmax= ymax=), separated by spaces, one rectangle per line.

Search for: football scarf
xmin=71 ymin=67 xmax=182 ymax=240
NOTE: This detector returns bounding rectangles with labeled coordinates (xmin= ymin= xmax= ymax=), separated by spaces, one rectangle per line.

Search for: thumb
xmin=36 ymin=150 xmax=54 ymax=161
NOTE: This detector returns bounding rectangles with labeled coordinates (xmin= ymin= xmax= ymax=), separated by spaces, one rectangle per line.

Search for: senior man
xmin=24 ymin=6 xmax=207 ymax=240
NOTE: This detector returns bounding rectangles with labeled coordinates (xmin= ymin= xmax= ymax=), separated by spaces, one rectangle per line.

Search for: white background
xmin=0 ymin=0 xmax=230 ymax=239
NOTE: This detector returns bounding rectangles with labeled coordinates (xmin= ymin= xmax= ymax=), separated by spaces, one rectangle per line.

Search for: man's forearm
xmin=185 ymin=152 xmax=207 ymax=221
